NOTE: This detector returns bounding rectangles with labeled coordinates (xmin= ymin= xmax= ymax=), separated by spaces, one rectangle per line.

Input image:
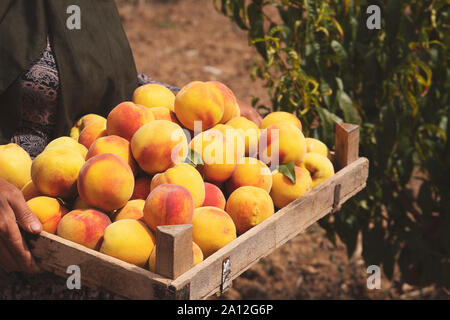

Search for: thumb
xmin=9 ymin=194 xmax=42 ymax=234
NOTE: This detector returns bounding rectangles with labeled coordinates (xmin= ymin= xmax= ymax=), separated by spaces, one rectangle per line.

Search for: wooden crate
xmin=27 ymin=122 xmax=369 ymax=299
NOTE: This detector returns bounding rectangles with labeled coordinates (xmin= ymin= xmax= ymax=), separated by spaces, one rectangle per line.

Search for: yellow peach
xmin=31 ymin=147 xmax=85 ymax=199
xmin=226 ymin=116 xmax=260 ymax=157
xmin=57 ymin=209 xmax=111 ymax=250
xmin=131 ymin=120 xmax=188 ymax=174
xmin=78 ymin=121 xmax=107 ymax=149
xmin=192 ymin=206 xmax=236 ymax=257
xmin=203 ymin=182 xmax=226 ymax=210
xmin=106 ymin=101 xmax=155 ymax=141
xmin=21 ymin=181 xmax=42 ymax=201
xmin=305 ymin=137 xmax=329 ymax=158
xmin=73 ymin=197 xmax=92 ymax=210
xmin=143 ymin=184 xmax=194 ymax=231
xmin=209 ymin=81 xmax=239 ymax=124
xmin=27 ymin=196 xmax=68 ymax=234
xmin=70 ymin=114 xmax=106 ymax=141
xmin=174 ymin=81 xmax=224 ymax=130
xmin=211 ymin=124 xmax=246 ymax=160
xmin=259 ymin=123 xmax=307 ymax=167
xmin=270 ymin=166 xmax=313 ymax=208
xmin=45 ymin=136 xmax=88 ymax=158
xmin=0 ymin=143 xmax=32 ymax=190
xmin=86 ymin=135 xmax=138 ymax=175
xmin=225 ymin=157 xmax=272 ymax=194
xmin=100 ymin=219 xmax=155 ymax=267
xmin=225 ymin=186 xmax=274 ymax=234
xmin=260 ymin=111 xmax=302 ymax=130
xmin=150 ymin=163 xmax=205 ymax=208
xmin=114 ymin=199 xmax=145 ymax=221
xmin=150 ymin=106 xmax=180 ymax=124
xmin=77 ymin=153 xmax=135 ymax=212
xmin=300 ymin=153 xmax=335 ymax=188
xmin=190 ymin=128 xmax=244 ymax=183
xmin=232 ymin=101 xmax=241 ymax=118
xmin=133 ymin=84 xmax=176 ymax=111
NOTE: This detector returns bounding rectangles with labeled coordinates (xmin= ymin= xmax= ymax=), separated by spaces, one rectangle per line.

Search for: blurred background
xmin=115 ymin=0 xmax=449 ymax=299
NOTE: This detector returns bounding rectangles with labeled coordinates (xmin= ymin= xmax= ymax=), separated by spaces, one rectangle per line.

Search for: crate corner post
xmin=155 ymin=224 xmax=193 ymax=282
xmin=335 ymin=122 xmax=360 ymax=170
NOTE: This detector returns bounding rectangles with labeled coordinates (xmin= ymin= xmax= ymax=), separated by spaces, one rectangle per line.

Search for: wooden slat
xmin=27 ymin=231 xmax=173 ymax=299
xmin=156 ymin=225 xmax=193 ymax=279
xmin=170 ymin=157 xmax=369 ymax=299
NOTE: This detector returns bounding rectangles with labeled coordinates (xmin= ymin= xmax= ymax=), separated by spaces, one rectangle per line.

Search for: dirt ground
xmin=117 ymin=0 xmax=447 ymax=300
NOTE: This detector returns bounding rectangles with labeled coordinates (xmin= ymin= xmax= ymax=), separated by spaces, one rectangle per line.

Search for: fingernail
xmin=30 ymin=222 xmax=42 ymax=233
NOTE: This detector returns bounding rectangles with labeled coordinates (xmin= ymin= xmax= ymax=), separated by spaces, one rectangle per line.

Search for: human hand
xmin=0 ymin=178 xmax=42 ymax=274
xmin=237 ymin=99 xmax=263 ymax=126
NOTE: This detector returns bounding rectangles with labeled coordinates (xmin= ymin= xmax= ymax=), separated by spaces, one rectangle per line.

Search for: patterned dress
xmin=10 ymin=39 xmax=180 ymax=158
xmin=1 ymin=40 xmax=179 ymax=299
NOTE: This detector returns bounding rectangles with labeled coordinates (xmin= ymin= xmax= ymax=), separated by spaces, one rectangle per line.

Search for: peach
xmin=211 ymin=124 xmax=246 ymax=159
xmin=225 ymin=157 xmax=272 ymax=194
xmin=270 ymin=166 xmax=313 ymax=208
xmin=305 ymin=137 xmax=329 ymax=158
xmin=209 ymin=81 xmax=239 ymax=124
xmin=31 ymin=147 xmax=85 ymax=199
xmin=174 ymin=81 xmax=224 ymax=130
xmin=27 ymin=196 xmax=68 ymax=234
xmin=45 ymin=136 xmax=88 ymax=158
xmin=226 ymin=116 xmax=260 ymax=157
xmin=78 ymin=121 xmax=107 ymax=149
xmin=106 ymin=101 xmax=155 ymax=141
xmin=57 ymin=209 xmax=111 ymax=250
xmin=100 ymin=219 xmax=155 ymax=267
xmin=203 ymin=182 xmax=226 ymax=210
xmin=131 ymin=120 xmax=188 ymax=174
xmin=70 ymin=114 xmax=106 ymax=141
xmin=143 ymin=184 xmax=194 ymax=231
xmin=21 ymin=181 xmax=42 ymax=201
xmin=131 ymin=176 xmax=152 ymax=200
xmin=133 ymin=84 xmax=176 ymax=111
xmin=232 ymin=102 xmax=241 ymax=118
xmin=190 ymin=128 xmax=244 ymax=183
xmin=73 ymin=197 xmax=92 ymax=210
xmin=149 ymin=242 xmax=203 ymax=273
xmin=226 ymin=186 xmax=274 ymax=234
xmin=0 ymin=143 xmax=32 ymax=190
xmin=260 ymin=111 xmax=302 ymax=130
xmin=192 ymin=206 xmax=236 ymax=257
xmin=77 ymin=153 xmax=135 ymax=212
xmin=86 ymin=135 xmax=138 ymax=175
xmin=150 ymin=163 xmax=205 ymax=208
xmin=113 ymin=199 xmax=145 ymax=221
xmin=259 ymin=123 xmax=307 ymax=167
xmin=150 ymin=106 xmax=179 ymax=124
xmin=300 ymin=153 xmax=335 ymax=188
xmin=192 ymin=242 xmax=204 ymax=265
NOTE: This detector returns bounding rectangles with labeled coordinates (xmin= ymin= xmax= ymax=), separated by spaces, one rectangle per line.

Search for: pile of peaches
xmin=0 ymin=81 xmax=334 ymax=271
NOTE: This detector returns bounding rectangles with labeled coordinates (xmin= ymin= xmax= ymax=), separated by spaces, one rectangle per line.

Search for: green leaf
xmin=316 ymin=106 xmax=342 ymax=146
xmin=185 ymin=149 xmax=204 ymax=167
xmin=278 ymin=162 xmax=296 ymax=184
xmin=338 ymin=90 xmax=358 ymax=123
xmin=331 ymin=40 xmax=348 ymax=64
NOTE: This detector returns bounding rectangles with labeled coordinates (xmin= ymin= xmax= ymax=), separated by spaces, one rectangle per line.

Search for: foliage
xmin=216 ymin=0 xmax=450 ymax=287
